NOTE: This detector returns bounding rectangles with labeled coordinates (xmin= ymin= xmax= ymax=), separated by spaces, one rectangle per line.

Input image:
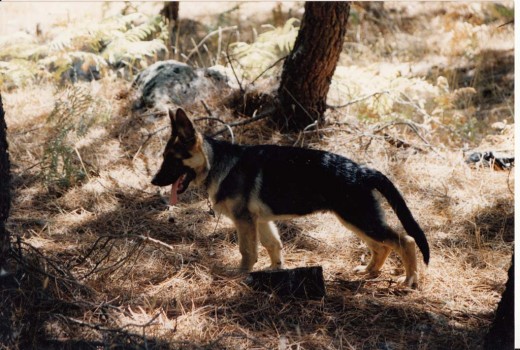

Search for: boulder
xmin=132 ymin=60 xmax=235 ymax=110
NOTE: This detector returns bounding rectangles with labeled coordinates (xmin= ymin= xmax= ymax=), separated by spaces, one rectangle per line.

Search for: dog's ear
xmin=168 ymin=109 xmax=178 ymax=137
xmin=174 ymin=108 xmax=196 ymax=146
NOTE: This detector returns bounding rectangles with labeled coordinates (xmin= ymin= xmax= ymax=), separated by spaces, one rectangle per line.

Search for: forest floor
xmin=1 ymin=2 xmax=515 ymax=349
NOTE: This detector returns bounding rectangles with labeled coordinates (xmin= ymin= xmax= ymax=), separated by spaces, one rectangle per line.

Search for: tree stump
xmin=246 ymin=266 xmax=326 ymax=299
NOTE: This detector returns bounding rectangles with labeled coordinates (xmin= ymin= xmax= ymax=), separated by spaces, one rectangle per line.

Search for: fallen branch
xmin=78 ymin=233 xmax=176 ymax=279
xmin=8 ymin=242 xmax=95 ymax=295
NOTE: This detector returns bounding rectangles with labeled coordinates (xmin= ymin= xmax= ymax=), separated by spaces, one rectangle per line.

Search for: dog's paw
xmin=353 ymin=265 xmax=370 ymax=274
xmin=269 ymin=261 xmax=284 ymax=270
xmin=353 ymin=265 xmax=379 ymax=275
xmin=397 ymin=274 xmax=418 ymax=289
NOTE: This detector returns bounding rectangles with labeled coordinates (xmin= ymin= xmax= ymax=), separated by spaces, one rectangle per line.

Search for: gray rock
xmin=132 ymin=60 xmax=234 ymax=111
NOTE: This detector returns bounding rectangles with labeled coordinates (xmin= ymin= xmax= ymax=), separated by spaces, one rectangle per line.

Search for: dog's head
xmin=151 ymin=108 xmax=209 ymax=204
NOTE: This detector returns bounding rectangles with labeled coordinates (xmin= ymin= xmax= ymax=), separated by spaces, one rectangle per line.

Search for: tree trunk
xmin=485 ymin=254 xmax=514 ymax=350
xmin=273 ymin=2 xmax=350 ymax=131
xmin=161 ymin=2 xmax=180 ymax=59
xmin=0 ymin=93 xmax=11 ymax=272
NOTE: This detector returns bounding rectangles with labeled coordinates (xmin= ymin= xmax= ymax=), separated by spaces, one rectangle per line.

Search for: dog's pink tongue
xmin=169 ymin=178 xmax=182 ymax=205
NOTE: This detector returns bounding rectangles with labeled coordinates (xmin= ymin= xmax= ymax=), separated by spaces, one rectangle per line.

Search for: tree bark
xmin=0 ymin=93 xmax=11 ymax=272
xmin=273 ymin=2 xmax=350 ymax=131
xmin=161 ymin=2 xmax=180 ymax=59
xmin=485 ymin=254 xmax=514 ymax=350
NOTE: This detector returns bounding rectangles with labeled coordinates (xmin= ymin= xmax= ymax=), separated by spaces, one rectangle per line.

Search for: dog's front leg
xmin=258 ymin=221 xmax=284 ymax=269
xmin=234 ymin=219 xmax=259 ymax=271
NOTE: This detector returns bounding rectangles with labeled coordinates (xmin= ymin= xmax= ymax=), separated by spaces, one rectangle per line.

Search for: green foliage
xmin=0 ymin=13 xmax=168 ymax=89
xmin=329 ymin=65 xmax=440 ymax=118
xmin=41 ymin=85 xmax=110 ymax=191
xmin=0 ymin=60 xmax=47 ymax=91
xmin=102 ymin=14 xmax=168 ymax=75
xmin=486 ymin=3 xmax=514 ymax=23
xmin=230 ymin=18 xmax=299 ymax=79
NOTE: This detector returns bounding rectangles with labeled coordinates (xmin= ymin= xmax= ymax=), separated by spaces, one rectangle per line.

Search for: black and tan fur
xmin=152 ymin=109 xmax=430 ymax=288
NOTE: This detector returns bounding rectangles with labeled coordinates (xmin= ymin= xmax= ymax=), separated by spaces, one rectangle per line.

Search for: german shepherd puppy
xmin=152 ymin=108 xmax=430 ymax=288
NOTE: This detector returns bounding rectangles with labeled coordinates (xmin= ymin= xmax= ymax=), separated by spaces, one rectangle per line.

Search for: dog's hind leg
xmin=352 ymin=237 xmax=391 ymax=276
xmin=234 ymin=219 xmax=259 ymax=271
xmin=335 ymin=216 xmax=391 ymax=276
xmin=340 ymin=217 xmax=419 ymax=287
xmin=334 ymin=193 xmax=420 ymax=288
xmin=382 ymin=230 xmax=418 ymax=288
xmin=258 ymin=221 xmax=284 ymax=269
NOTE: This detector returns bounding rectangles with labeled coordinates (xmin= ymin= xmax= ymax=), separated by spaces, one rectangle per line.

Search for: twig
xmin=81 ymin=237 xmax=118 ymax=279
xmin=326 ymin=90 xmax=389 ymax=109
xmin=200 ymin=100 xmax=213 ymax=117
xmin=226 ymin=33 xmax=244 ymax=93
xmin=8 ymin=243 xmax=94 ymax=294
xmin=56 ymin=314 xmax=160 ymax=335
xmin=507 ymin=166 xmax=514 ymax=196
xmin=381 ymin=132 xmax=424 ymax=152
xmin=133 ymin=125 xmax=170 ymax=160
xmin=57 ymin=315 xmax=119 ymax=333
xmin=19 ymin=241 xmax=75 ymax=280
xmin=395 ymin=92 xmax=431 ymax=121
xmin=210 ymin=106 xmax=276 ymax=137
xmin=250 ymin=55 xmax=288 ymax=85
xmin=71 ymin=235 xmax=113 ymax=269
xmin=207 ymin=332 xmax=269 ymax=350
xmin=74 ymin=147 xmax=91 ymax=182
xmin=293 ymin=120 xmax=319 ymax=147
xmin=497 ymin=20 xmax=514 ymax=28
xmin=194 ymin=117 xmax=235 ymax=144
xmin=373 ymin=120 xmax=441 ymax=156
xmin=20 ymin=160 xmax=44 ymax=174
xmin=134 ymin=233 xmax=175 ymax=251
xmin=121 ymin=312 xmax=162 ymax=329
xmin=185 ymin=26 xmax=238 ymax=61
xmin=217 ymin=26 xmax=223 ymax=64
xmin=282 ymin=86 xmax=316 ymax=124
xmin=11 ymin=125 xmax=45 ymax=136
xmin=78 ymin=232 xmax=180 ymax=279
xmin=190 ymin=37 xmax=205 ymax=68
xmin=203 ymin=43 xmax=214 ymax=66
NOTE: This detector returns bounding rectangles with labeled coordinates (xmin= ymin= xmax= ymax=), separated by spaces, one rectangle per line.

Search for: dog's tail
xmin=368 ymin=170 xmax=430 ymax=265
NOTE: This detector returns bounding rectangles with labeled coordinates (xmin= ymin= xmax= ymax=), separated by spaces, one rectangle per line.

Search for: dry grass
xmin=2 ymin=83 xmax=513 ymax=348
xmin=1 ymin=2 xmax=514 ymax=349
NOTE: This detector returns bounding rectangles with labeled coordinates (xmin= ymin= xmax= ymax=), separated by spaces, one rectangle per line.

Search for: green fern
xmin=41 ymin=85 xmax=110 ymax=190
xmin=230 ymin=18 xmax=299 ymax=79
xmin=1 ymin=12 xmax=168 ymax=89
xmin=0 ymin=59 xmax=46 ymax=90
xmin=102 ymin=15 xmax=168 ymax=74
